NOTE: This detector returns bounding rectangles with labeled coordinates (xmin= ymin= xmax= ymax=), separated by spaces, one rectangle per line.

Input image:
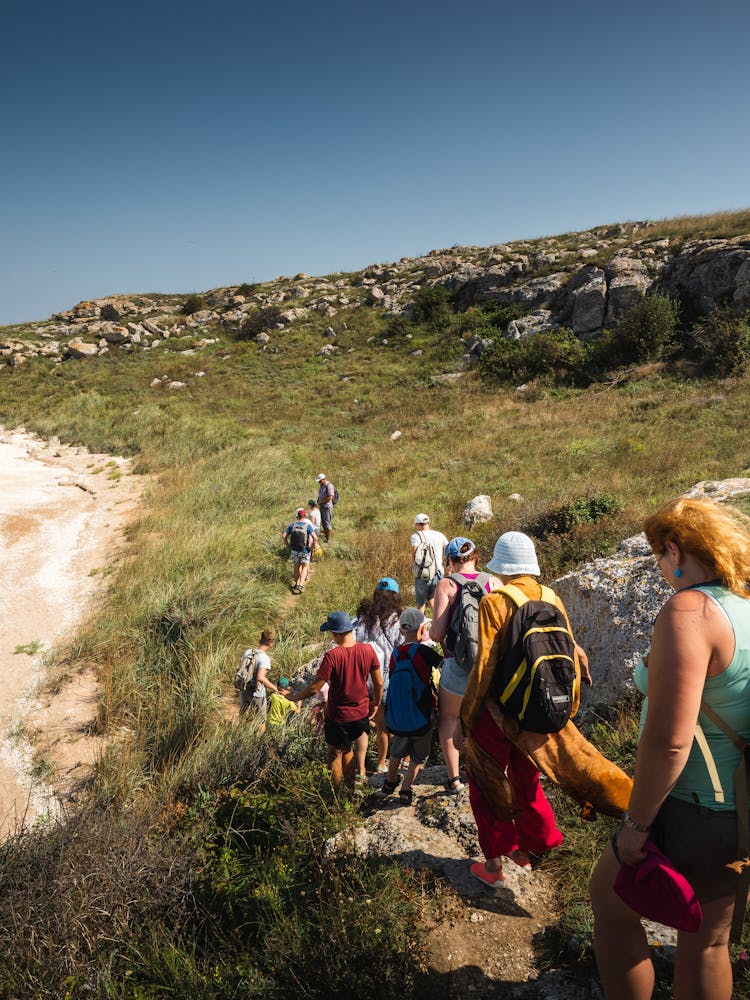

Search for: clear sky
xmin=2 ymin=0 xmax=749 ymax=325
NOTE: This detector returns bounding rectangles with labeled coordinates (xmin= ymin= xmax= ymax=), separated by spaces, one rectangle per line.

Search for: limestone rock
xmin=67 ymin=339 xmax=99 ymax=358
xmin=554 ymin=477 xmax=750 ymax=709
xmin=571 ymin=268 xmax=607 ymax=334
xmin=505 ymin=309 xmax=556 ymax=340
xmin=462 ymin=495 xmax=493 ymax=526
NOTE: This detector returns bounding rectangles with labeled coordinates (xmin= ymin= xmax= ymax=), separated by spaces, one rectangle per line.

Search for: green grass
xmin=2 ymin=212 xmax=750 ymax=992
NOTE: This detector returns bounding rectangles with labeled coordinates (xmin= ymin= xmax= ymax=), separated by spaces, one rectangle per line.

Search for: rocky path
xmin=332 ymin=765 xmax=607 ymax=998
xmin=0 ymin=428 xmax=143 ymax=834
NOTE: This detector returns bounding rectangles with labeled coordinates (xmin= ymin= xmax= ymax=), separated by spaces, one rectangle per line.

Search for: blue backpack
xmin=385 ymin=643 xmax=435 ymax=737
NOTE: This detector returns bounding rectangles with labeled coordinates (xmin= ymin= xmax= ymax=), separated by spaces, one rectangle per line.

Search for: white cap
xmin=486 ymin=531 xmax=540 ymax=576
xmin=316 ymin=473 xmax=326 ymax=482
xmin=414 ymin=513 xmax=430 ymax=524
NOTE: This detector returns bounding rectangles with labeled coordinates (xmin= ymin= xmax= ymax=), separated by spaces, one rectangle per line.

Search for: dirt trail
xmin=0 ymin=428 xmax=144 ymax=834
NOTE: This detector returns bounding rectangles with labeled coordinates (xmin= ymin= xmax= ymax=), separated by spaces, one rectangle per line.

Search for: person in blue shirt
xmin=282 ymin=508 xmax=317 ymax=593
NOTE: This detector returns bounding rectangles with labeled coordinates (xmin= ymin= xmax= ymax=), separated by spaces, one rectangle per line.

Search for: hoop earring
xmin=674 ymin=568 xmax=682 ymax=578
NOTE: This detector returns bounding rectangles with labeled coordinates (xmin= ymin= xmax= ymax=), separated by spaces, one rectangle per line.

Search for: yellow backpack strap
xmin=539 ymin=585 xmax=556 ymax=605
xmin=499 ymin=583 xmax=529 ymax=609
xmin=693 ymin=723 xmax=725 ymax=804
xmin=698 ymin=700 xmax=750 ymax=943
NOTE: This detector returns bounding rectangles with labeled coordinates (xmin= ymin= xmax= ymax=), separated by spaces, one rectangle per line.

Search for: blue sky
xmin=1 ymin=0 xmax=748 ymax=325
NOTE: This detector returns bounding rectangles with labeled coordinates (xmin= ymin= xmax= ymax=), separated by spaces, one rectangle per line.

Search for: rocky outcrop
xmin=661 ymin=237 xmax=750 ymax=315
xmin=4 ymin=218 xmax=750 ymax=371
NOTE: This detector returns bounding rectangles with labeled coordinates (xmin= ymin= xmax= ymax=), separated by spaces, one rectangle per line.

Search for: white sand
xmin=0 ymin=428 xmax=143 ymax=833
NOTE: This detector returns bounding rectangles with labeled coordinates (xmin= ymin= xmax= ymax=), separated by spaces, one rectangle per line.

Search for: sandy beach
xmin=0 ymin=427 xmax=143 ymax=834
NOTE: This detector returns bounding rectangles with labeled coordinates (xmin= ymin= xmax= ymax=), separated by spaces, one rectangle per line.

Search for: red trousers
xmin=467 ymin=708 xmax=563 ymax=860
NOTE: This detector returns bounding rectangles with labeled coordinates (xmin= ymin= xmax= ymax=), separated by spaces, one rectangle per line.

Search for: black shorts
xmin=324 ymin=716 xmax=370 ymax=750
xmin=650 ymin=795 xmax=741 ymax=902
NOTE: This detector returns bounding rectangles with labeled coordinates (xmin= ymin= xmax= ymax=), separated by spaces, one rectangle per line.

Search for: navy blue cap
xmin=320 ymin=611 xmax=356 ymax=634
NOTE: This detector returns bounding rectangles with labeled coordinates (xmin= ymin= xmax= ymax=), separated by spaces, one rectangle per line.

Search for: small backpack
xmin=234 ymin=648 xmax=260 ymax=693
xmin=413 ymin=539 xmax=439 ymax=581
xmin=385 ymin=644 xmax=435 ymax=736
xmin=289 ymin=522 xmax=309 ymax=552
xmin=491 ymin=583 xmax=576 ymax=734
xmin=332 ymin=486 xmax=340 ymax=506
xmin=447 ymin=572 xmax=492 ymax=673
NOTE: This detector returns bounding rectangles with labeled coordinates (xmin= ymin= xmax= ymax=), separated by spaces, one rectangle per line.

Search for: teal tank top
xmin=635 ymin=583 xmax=750 ymax=812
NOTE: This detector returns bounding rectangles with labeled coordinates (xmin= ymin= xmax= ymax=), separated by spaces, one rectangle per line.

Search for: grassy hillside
xmin=1 ymin=213 xmax=749 ymax=996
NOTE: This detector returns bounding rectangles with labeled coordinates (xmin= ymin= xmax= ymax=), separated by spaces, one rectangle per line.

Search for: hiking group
xmin=281 ymin=473 xmax=336 ymax=594
xmin=236 ymin=490 xmax=750 ymax=1000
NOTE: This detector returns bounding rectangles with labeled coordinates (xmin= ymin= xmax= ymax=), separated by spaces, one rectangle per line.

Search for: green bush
xmin=235 ymin=306 xmax=283 ymax=340
xmin=182 ymin=294 xmax=205 ymax=316
xmin=411 ymin=285 xmax=452 ymax=327
xmin=682 ymin=307 xmax=750 ymax=376
xmin=606 ymin=293 xmax=679 ymax=364
xmin=480 ymin=327 xmax=588 ymax=386
xmin=526 ymin=492 xmax=623 ymax=539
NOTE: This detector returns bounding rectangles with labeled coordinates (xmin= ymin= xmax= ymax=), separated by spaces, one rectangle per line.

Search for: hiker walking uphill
xmin=381 ymin=607 xmax=442 ymax=806
xmin=457 ymin=532 xmax=591 ymax=887
xmin=411 ymin=514 xmax=448 ymax=612
xmin=283 ymin=508 xmax=317 ymax=594
xmin=289 ymin=611 xmax=383 ymax=787
xmin=234 ymin=628 xmax=279 ymax=731
xmin=316 ymin=473 xmax=337 ymax=543
xmin=430 ymin=537 xmax=500 ymax=793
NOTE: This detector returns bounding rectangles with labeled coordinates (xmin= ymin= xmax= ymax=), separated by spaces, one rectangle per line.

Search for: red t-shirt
xmin=316 ymin=642 xmax=380 ymax=722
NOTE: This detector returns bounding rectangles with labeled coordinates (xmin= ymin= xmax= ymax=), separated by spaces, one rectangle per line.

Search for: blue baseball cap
xmin=320 ymin=611 xmax=356 ymax=634
xmin=377 ymin=576 xmax=399 ymax=593
xmin=446 ymin=537 xmax=476 ymax=560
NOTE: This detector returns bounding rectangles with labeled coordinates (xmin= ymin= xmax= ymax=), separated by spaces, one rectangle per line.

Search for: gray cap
xmin=399 ymin=607 xmax=426 ymax=632
xmin=486 ymin=531 xmax=540 ymax=576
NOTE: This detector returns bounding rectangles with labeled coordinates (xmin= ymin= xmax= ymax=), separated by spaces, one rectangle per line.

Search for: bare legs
xmin=590 ymin=845 xmax=734 ymax=1000
xmin=438 ymin=687 xmax=463 ymax=782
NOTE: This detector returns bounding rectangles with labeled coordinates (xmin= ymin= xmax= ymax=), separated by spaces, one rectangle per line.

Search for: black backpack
xmin=446 ymin=572 xmax=493 ymax=674
xmin=289 ymin=522 xmax=309 ymax=552
xmin=490 ymin=583 xmax=576 ymax=734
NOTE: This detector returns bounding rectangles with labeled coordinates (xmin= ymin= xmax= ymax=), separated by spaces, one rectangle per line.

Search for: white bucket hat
xmin=486 ymin=531 xmax=540 ymax=576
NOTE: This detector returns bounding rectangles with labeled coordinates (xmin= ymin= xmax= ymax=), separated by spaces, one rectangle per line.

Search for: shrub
xmin=606 ymin=293 xmax=679 ymax=364
xmin=682 ymin=307 xmax=750 ymax=376
xmin=411 ymin=285 xmax=452 ymax=327
xmin=480 ymin=327 xmax=588 ymax=386
xmin=237 ymin=282 xmax=261 ymax=297
xmin=235 ymin=306 xmax=283 ymax=340
xmin=526 ymin=492 xmax=623 ymax=539
xmin=182 ymin=294 xmax=205 ymax=316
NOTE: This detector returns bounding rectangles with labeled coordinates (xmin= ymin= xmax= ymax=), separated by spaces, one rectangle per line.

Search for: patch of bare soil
xmin=332 ymin=765 xmax=605 ymax=998
xmin=0 ymin=427 xmax=145 ymax=834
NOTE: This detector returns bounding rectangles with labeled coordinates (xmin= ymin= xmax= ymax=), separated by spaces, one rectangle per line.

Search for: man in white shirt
xmin=410 ymin=513 xmax=448 ymax=612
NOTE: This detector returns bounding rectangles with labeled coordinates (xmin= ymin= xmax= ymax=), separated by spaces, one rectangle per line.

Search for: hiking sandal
xmin=445 ymin=776 xmax=465 ymax=793
xmin=380 ymin=776 xmax=401 ymax=796
xmin=398 ymin=787 xmax=413 ymax=806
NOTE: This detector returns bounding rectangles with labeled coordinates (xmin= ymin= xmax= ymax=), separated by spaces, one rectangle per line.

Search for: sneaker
xmin=445 ymin=776 xmax=465 ymax=793
xmin=470 ymin=861 xmax=504 ymax=888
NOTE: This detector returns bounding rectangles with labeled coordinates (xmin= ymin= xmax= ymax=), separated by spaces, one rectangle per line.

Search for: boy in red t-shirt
xmin=290 ymin=611 xmax=383 ymax=786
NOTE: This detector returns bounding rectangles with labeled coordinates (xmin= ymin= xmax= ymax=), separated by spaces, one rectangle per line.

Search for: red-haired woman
xmin=590 ymin=496 xmax=750 ymax=1000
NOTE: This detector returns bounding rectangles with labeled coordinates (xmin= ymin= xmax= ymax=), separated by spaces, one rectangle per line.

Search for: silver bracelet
xmin=621 ymin=811 xmax=650 ymax=834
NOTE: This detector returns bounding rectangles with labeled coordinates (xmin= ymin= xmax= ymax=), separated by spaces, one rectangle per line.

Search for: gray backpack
xmin=446 ymin=573 xmax=493 ymax=674
xmin=413 ymin=539 xmax=439 ymax=580
xmin=234 ymin=648 xmax=260 ymax=693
